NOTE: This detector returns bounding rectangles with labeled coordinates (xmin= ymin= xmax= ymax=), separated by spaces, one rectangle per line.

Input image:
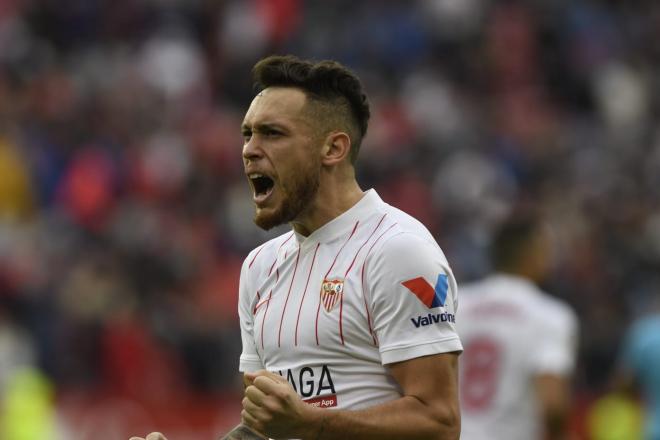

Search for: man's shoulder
xmin=531 ymin=289 xmax=577 ymax=328
xmin=372 ymin=229 xmax=438 ymax=257
xmin=379 ymin=201 xmax=436 ymax=242
xmin=461 ymin=275 xmax=577 ymax=323
xmin=364 ymin=198 xmax=441 ymax=253
xmin=496 ymin=286 xmax=578 ymax=339
xmin=364 ymin=224 xmax=450 ymax=278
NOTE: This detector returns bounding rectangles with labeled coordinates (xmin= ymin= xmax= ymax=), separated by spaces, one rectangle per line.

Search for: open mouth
xmin=249 ymin=173 xmax=275 ymax=201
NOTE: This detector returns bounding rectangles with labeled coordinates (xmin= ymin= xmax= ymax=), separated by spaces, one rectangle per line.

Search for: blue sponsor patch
xmin=432 ymin=274 xmax=448 ymax=308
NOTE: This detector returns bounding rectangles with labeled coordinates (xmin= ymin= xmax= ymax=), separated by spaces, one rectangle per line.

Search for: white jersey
xmin=239 ymin=189 xmax=462 ymax=412
xmin=457 ymin=274 xmax=578 ymax=440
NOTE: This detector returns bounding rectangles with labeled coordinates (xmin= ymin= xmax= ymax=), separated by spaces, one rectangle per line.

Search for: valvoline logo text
xmin=402 ymin=274 xmax=449 ymax=308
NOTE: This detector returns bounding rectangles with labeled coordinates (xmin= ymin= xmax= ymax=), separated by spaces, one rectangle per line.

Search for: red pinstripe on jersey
xmin=343 ymin=214 xmax=388 ymax=279
xmin=258 ymin=235 xmax=292 ymax=350
xmin=252 ymin=291 xmax=261 ymax=315
xmin=295 ymin=243 xmax=320 ymax=346
xmin=248 ymin=244 xmax=266 ymax=268
xmin=360 ymin=222 xmax=398 ymax=346
xmin=338 ymin=214 xmax=388 ymax=345
xmin=360 ymin=263 xmax=377 ymax=346
xmin=260 ymin=272 xmax=276 ymax=350
xmin=278 ymin=245 xmax=301 ymax=347
xmin=250 ymin=232 xmax=293 ymax=272
xmin=265 ymin=233 xmax=293 ymax=276
xmin=315 ymin=220 xmax=359 ymax=345
xmin=253 ymin=291 xmax=271 ymax=315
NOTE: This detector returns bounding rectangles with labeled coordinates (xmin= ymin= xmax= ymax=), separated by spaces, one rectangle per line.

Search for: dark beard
xmin=254 ymin=165 xmax=320 ymax=231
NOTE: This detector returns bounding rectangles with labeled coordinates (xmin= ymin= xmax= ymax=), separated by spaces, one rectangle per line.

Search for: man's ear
xmin=321 ymin=131 xmax=351 ymax=166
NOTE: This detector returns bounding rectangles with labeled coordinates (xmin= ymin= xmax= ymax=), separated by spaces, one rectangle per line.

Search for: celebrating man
xmin=132 ymin=55 xmax=462 ymax=440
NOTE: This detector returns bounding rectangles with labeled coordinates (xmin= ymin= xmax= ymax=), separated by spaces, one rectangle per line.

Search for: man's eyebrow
xmin=248 ymin=122 xmax=289 ymax=132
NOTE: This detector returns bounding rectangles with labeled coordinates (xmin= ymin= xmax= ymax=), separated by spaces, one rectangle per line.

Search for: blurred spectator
xmin=0 ymin=303 xmax=56 ymax=440
xmin=0 ymin=138 xmax=34 ymax=221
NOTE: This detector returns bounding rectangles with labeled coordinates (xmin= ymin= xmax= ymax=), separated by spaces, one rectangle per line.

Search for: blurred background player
xmin=457 ymin=212 xmax=579 ymax=440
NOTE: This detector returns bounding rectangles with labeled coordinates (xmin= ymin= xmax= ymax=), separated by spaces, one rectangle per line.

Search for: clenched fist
xmin=241 ymin=370 xmax=323 ymax=439
xmin=129 ymin=432 xmax=168 ymax=440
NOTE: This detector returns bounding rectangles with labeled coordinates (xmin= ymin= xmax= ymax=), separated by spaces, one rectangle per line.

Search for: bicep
xmin=388 ymin=352 xmax=461 ymax=416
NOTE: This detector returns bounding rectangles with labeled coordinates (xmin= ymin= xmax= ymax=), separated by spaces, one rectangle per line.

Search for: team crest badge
xmin=320 ymin=278 xmax=344 ymax=312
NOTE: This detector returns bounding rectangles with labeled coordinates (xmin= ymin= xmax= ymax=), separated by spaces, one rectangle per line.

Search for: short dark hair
xmin=252 ymin=55 xmax=370 ymax=164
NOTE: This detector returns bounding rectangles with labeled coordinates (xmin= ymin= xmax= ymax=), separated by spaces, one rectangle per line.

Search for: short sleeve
xmin=528 ymin=302 xmax=578 ymax=375
xmin=238 ymin=255 xmax=265 ymax=372
xmin=365 ymin=233 xmax=463 ymax=365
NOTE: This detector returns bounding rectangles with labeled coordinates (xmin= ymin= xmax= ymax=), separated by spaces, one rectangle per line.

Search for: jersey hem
xmin=380 ymin=337 xmax=463 ymax=365
xmin=239 ymin=355 xmax=264 ymax=372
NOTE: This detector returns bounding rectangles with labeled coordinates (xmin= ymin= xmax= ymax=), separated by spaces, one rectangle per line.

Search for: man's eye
xmin=242 ymin=131 xmax=252 ymax=141
xmin=264 ymin=129 xmax=281 ymax=137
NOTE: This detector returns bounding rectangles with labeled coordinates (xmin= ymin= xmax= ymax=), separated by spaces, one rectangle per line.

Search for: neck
xmin=290 ymin=175 xmax=364 ymax=237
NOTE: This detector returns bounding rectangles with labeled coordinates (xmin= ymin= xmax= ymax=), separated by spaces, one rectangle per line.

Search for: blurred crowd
xmin=0 ymin=0 xmax=659 ymax=437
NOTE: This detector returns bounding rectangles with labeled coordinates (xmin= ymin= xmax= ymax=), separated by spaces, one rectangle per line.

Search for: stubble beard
xmin=253 ymin=163 xmax=321 ymax=231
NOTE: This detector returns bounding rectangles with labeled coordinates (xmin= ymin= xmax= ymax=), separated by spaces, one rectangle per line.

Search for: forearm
xmin=241 ymin=355 xmax=461 ymax=440
xmin=544 ymin=408 xmax=569 ymax=440
xmin=302 ymin=395 xmax=460 ymax=440
xmin=535 ymin=374 xmax=571 ymax=440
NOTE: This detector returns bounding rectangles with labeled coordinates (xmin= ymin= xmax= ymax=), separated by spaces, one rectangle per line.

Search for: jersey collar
xmin=293 ymin=189 xmax=382 ymax=247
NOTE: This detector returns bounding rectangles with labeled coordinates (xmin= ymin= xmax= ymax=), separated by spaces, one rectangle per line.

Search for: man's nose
xmin=242 ymin=137 xmax=263 ymax=164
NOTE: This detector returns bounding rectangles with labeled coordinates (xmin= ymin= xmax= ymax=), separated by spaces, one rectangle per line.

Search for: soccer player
xmin=456 ymin=214 xmax=578 ymax=440
xmin=131 ymin=55 xmax=462 ymax=440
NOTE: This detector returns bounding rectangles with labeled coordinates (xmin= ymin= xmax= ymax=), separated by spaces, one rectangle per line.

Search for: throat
xmin=289 ymin=189 xmax=365 ymax=237
xmin=291 ymin=221 xmax=313 ymax=237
